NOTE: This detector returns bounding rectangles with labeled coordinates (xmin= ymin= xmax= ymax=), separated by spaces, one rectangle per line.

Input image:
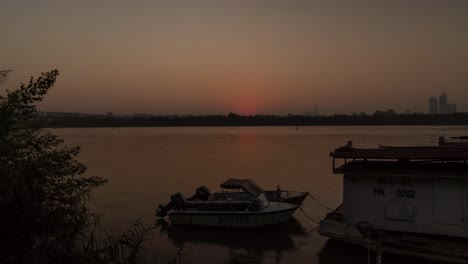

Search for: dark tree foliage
xmin=0 ymin=70 xmax=107 ymax=263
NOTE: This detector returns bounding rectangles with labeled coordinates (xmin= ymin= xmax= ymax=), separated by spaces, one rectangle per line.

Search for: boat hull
xmin=168 ymin=206 xmax=298 ymax=228
xmin=265 ymin=191 xmax=308 ymax=205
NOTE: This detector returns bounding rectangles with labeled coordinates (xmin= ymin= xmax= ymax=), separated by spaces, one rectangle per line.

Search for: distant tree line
xmin=37 ymin=111 xmax=468 ymax=127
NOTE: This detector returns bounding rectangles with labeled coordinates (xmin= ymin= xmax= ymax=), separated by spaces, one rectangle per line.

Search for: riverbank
xmin=39 ymin=112 xmax=468 ymax=127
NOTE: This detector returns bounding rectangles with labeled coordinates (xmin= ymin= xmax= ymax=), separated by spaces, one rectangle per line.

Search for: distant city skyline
xmin=428 ymin=92 xmax=457 ymax=115
xmin=440 ymin=93 xmax=448 ymax=114
xmin=2 ymin=1 xmax=468 ymax=115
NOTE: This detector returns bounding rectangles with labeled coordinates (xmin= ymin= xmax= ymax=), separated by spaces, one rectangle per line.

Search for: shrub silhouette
xmin=0 ymin=70 xmax=154 ymax=264
xmin=0 ymin=70 xmax=106 ymax=262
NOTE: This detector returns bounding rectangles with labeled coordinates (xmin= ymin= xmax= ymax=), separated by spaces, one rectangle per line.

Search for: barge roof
xmin=331 ymin=140 xmax=468 ymax=161
xmin=331 ymin=139 xmax=468 ymax=176
xmin=332 ymin=146 xmax=468 ymax=161
xmin=334 ymin=160 xmax=468 ymax=177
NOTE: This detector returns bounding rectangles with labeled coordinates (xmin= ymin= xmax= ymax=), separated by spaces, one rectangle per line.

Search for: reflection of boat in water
xmin=157 ymin=216 xmax=307 ymax=250
xmin=156 ymin=179 xmax=299 ymax=228
xmin=157 ymin=217 xmax=308 ymax=263
xmin=439 ymin=136 xmax=468 ymax=148
xmin=318 ymin=239 xmax=430 ymax=264
xmin=318 ymin=239 xmax=368 ymax=264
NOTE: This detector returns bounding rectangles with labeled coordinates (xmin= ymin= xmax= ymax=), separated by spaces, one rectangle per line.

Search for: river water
xmin=54 ymin=126 xmax=468 ymax=263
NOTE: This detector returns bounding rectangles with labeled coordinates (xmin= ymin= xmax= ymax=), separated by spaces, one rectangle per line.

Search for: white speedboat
xmin=156 ymin=179 xmax=298 ymax=228
xmin=187 ymin=178 xmax=308 ymax=205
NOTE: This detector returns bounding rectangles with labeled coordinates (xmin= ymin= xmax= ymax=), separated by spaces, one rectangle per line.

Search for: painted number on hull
xmin=218 ymin=216 xmax=249 ymax=225
xmin=397 ymin=189 xmax=415 ymax=198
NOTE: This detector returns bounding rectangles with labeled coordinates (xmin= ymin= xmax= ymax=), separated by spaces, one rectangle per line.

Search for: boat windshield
xmin=257 ymin=193 xmax=270 ymax=208
xmin=220 ymin=178 xmax=265 ymax=198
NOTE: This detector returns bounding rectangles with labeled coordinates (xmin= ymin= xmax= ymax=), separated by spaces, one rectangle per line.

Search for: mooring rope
xmin=367 ymin=236 xmax=371 ymax=264
xmin=298 ymin=206 xmax=320 ymax=224
xmin=307 ymin=193 xmax=333 ymax=211
xmin=376 ymin=239 xmax=382 ymax=264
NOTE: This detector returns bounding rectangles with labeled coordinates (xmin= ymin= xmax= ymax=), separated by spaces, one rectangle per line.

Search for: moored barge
xmin=319 ymin=137 xmax=468 ymax=262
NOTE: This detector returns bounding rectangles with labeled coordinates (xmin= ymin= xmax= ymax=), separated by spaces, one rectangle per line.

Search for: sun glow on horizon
xmin=233 ymin=96 xmax=261 ymax=116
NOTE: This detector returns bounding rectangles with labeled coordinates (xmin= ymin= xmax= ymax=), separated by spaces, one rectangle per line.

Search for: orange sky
xmin=1 ymin=1 xmax=468 ymax=115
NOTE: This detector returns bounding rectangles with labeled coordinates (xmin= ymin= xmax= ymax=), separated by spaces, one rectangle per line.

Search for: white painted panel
xmin=386 ymin=201 xmax=414 ymax=221
xmin=343 ymin=174 xmax=468 ymax=237
xmin=433 ymin=178 xmax=463 ymax=225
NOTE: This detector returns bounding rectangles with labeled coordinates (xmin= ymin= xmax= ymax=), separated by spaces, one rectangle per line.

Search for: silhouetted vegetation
xmin=0 ymin=70 xmax=154 ymax=263
xmin=38 ymin=111 xmax=468 ymax=127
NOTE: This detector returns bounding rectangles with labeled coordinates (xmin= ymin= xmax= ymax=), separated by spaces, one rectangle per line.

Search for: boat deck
xmin=319 ymin=205 xmax=468 ymax=263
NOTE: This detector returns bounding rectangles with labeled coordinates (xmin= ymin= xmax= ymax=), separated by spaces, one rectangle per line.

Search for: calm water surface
xmin=54 ymin=126 xmax=468 ymax=263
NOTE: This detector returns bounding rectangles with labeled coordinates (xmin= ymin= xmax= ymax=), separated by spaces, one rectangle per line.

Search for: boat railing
xmin=246 ymin=199 xmax=261 ymax=211
xmin=186 ymin=200 xmax=255 ymax=211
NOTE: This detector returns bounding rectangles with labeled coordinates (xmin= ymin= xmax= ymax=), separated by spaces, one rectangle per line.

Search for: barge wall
xmin=343 ymin=174 xmax=468 ymax=238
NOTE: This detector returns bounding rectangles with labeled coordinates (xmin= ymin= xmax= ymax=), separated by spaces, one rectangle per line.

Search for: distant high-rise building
xmin=428 ymin=97 xmax=438 ymax=114
xmin=447 ymin=103 xmax=457 ymax=114
xmin=439 ymin=93 xmax=448 ymax=114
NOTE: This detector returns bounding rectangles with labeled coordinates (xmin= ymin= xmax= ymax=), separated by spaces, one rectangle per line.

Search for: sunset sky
xmin=1 ymin=1 xmax=468 ymax=115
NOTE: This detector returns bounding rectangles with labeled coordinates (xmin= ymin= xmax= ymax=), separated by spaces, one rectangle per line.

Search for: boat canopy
xmin=220 ymin=178 xmax=264 ymax=197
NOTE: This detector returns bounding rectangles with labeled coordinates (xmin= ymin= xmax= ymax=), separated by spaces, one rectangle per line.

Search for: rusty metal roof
xmin=331 ymin=140 xmax=468 ymax=161
xmin=334 ymin=160 xmax=468 ymax=177
xmin=331 ymin=140 xmax=468 ymax=176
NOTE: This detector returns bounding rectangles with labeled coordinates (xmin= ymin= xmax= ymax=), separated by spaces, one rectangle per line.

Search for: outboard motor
xmin=156 ymin=202 xmax=172 ymax=217
xmin=171 ymin=192 xmax=188 ymax=209
xmin=197 ymin=186 xmax=211 ymax=200
xmin=156 ymin=192 xmax=188 ymax=217
xmin=189 ymin=186 xmax=211 ymax=201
